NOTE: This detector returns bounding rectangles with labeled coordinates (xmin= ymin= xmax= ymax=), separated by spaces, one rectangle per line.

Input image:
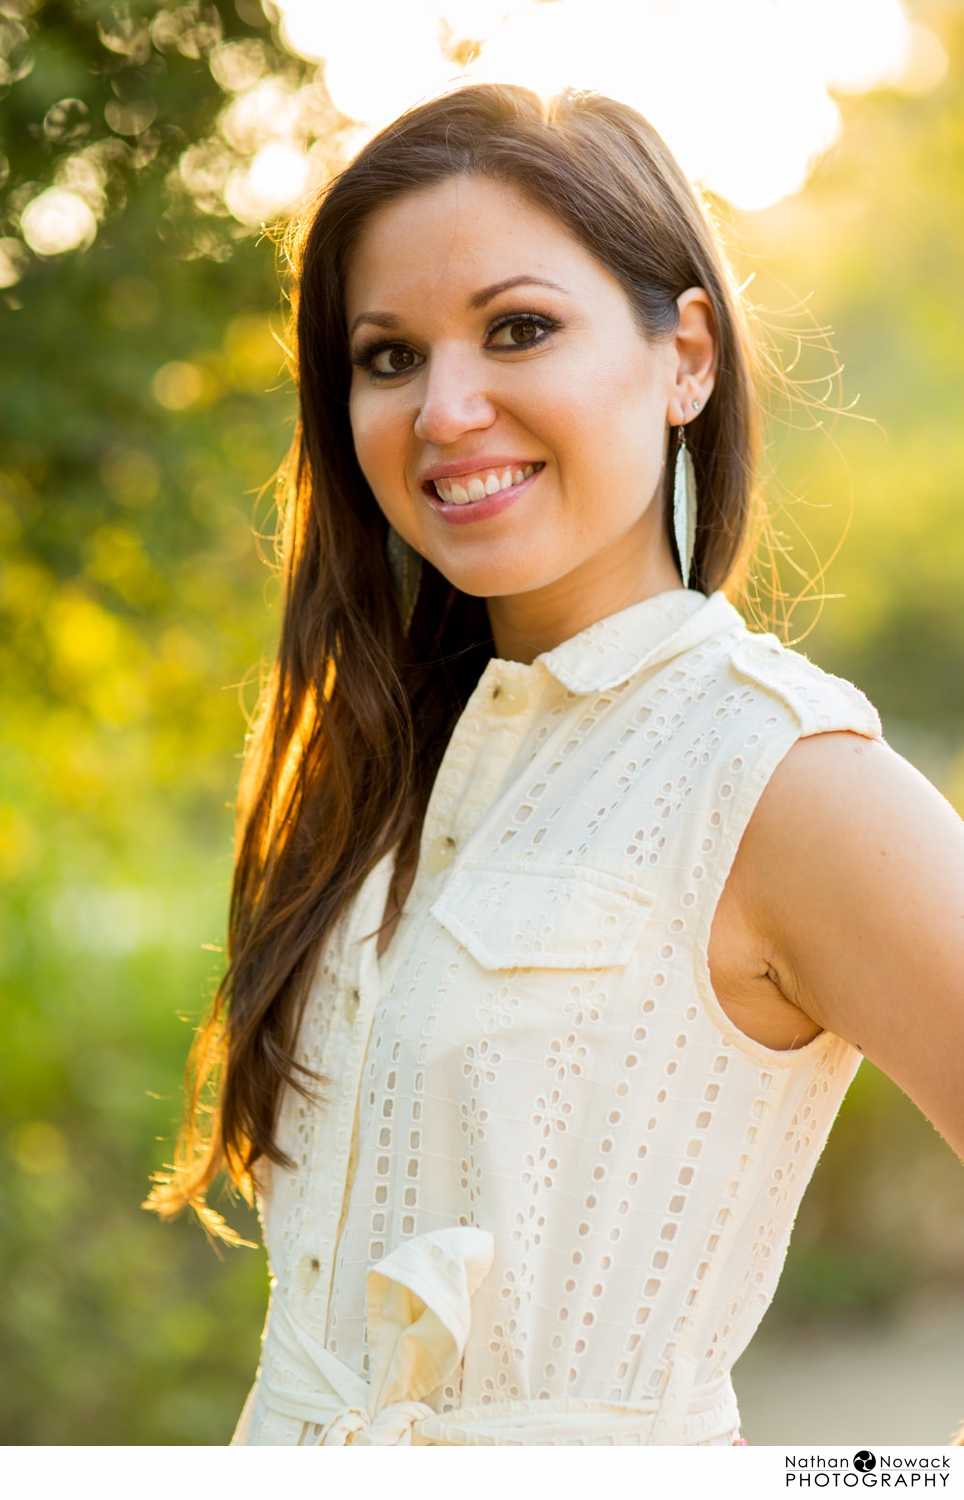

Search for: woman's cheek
xmin=350 ymin=402 xmax=390 ymax=495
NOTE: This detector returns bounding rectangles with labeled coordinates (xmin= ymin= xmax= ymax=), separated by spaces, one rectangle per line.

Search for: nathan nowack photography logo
xmin=786 ymin=1452 xmax=952 ymax=1488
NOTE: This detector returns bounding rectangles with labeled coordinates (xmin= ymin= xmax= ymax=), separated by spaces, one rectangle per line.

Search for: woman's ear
xmin=668 ymin=287 xmax=717 ymax=426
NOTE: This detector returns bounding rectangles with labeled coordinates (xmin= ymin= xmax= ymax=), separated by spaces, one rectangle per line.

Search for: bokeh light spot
xmin=42 ymin=97 xmax=91 ymax=145
xmin=0 ymin=236 xmax=28 ymax=288
xmin=209 ymin=37 xmax=267 ymax=92
xmin=104 ymin=97 xmax=158 ymax=136
xmin=152 ymin=361 xmax=217 ymax=411
xmin=223 ymin=314 xmax=284 ymax=391
xmin=897 ymin=23 xmax=949 ymax=94
xmin=20 ymin=187 xmax=97 ymax=256
xmin=224 ymin=142 xmax=310 ymax=224
xmin=10 ymin=1121 xmax=69 ymax=1176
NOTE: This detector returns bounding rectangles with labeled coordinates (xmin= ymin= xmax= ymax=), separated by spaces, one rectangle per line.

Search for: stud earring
xmin=691 ymin=399 xmax=701 ymax=412
xmin=386 ymin=524 xmax=423 ymax=636
xmin=672 ymin=426 xmax=697 ymax=588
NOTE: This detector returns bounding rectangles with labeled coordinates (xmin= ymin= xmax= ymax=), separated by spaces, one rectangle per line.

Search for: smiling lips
xmin=431 ymin=462 xmax=544 ymax=505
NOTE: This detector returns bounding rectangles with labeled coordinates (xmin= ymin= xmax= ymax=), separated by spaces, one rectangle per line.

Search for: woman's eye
xmin=369 ymin=344 xmax=420 ymax=376
xmin=488 ymin=316 xmax=554 ymax=349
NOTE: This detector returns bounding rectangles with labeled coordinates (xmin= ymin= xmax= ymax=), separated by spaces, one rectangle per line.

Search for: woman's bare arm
xmin=711 ymin=731 xmax=964 ymax=1158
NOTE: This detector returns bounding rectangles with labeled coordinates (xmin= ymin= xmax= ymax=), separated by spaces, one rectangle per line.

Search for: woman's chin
xmin=431 ymin=558 xmax=557 ymax=602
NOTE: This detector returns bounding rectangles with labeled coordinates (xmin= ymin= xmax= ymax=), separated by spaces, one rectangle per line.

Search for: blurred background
xmin=1 ymin=0 xmax=962 ymax=1447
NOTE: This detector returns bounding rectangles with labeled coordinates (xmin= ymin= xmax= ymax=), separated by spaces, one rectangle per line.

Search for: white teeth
xmin=432 ymin=463 xmax=542 ymax=503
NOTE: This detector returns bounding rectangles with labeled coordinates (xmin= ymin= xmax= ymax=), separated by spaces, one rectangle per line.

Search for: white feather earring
xmin=672 ymin=427 xmax=697 ymax=587
xmin=386 ymin=524 xmax=423 ymax=636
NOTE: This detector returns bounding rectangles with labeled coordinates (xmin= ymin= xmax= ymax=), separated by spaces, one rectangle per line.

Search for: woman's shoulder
xmin=717 ymin=613 xmax=882 ymax=743
xmin=722 ymin=719 xmax=964 ymax=1152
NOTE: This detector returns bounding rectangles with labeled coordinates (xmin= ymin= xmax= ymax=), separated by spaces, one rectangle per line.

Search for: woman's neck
xmin=485 ymin=519 xmax=683 ymax=665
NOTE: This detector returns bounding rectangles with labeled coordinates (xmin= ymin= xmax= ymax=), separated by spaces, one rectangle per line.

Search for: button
xmin=492 ymin=681 xmax=529 ymax=716
xmin=425 ymin=834 xmax=457 ymax=873
xmin=297 ymin=1253 xmax=320 ymax=1293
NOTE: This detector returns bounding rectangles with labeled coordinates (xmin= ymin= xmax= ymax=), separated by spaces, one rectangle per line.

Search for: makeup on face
xmin=418 ymin=458 xmax=545 ymax=526
xmin=427 ymin=461 xmax=541 ymax=507
xmin=344 ymin=175 xmax=695 ymax=647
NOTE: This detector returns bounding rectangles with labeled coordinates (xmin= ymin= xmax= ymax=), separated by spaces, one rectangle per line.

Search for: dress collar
xmin=533 ymin=590 xmax=746 ymax=695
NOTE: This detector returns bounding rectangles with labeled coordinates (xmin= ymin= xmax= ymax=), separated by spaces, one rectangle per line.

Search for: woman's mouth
xmin=429 ymin=462 xmax=544 ymax=505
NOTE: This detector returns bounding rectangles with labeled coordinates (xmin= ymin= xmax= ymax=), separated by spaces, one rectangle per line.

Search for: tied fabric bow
xmin=262 ymin=1226 xmax=495 ymax=1446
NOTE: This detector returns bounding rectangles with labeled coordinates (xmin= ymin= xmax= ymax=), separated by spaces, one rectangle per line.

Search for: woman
xmin=149 ymin=83 xmax=964 ymax=1445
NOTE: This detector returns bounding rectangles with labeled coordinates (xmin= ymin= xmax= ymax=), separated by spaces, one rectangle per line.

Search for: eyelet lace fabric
xmin=234 ymin=589 xmax=881 ymax=1447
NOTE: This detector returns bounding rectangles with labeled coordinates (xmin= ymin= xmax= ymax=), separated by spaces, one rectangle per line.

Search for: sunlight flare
xmin=272 ymin=0 xmax=940 ymax=211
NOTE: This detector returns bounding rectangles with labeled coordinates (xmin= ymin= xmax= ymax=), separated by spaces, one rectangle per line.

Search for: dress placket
xmin=292 ymin=854 xmax=396 ymax=1331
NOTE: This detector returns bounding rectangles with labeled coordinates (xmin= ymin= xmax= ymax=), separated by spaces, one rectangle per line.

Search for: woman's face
xmin=345 ymin=175 xmax=715 ymax=646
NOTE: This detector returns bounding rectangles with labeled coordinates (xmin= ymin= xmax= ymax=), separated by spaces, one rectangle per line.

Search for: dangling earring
xmin=672 ymin=426 xmax=698 ymax=588
xmin=386 ymin=524 xmax=423 ymax=636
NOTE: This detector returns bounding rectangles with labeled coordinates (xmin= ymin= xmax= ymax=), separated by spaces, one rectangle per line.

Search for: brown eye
xmin=488 ymin=316 xmax=554 ymax=350
xmin=370 ymin=345 xmax=419 ymax=375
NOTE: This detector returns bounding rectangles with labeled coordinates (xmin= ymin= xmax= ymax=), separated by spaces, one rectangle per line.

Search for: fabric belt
xmin=258 ymin=1227 xmax=740 ymax=1446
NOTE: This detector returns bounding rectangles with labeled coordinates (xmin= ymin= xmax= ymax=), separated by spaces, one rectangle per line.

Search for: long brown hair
xmin=147 ymin=83 xmax=761 ymax=1240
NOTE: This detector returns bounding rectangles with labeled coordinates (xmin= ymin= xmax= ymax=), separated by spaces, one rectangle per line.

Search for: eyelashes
xmin=352 ymin=341 xmax=420 ymax=378
xmin=486 ymin=311 xmax=561 ymax=349
xmin=350 ymin=310 xmax=562 ymax=381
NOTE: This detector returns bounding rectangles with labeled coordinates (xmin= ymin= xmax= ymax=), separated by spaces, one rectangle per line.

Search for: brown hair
xmin=147 ymin=82 xmax=761 ymax=1240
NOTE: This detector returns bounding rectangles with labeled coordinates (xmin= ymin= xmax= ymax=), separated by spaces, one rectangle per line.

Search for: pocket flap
xmin=431 ymin=862 xmax=655 ymax=970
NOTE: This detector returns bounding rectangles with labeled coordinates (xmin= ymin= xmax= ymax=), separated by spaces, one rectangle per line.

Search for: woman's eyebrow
xmin=349 ymin=276 xmax=571 ymax=339
xmin=349 ymin=310 xmax=401 ymax=339
xmin=467 ymin=275 xmax=570 ymax=308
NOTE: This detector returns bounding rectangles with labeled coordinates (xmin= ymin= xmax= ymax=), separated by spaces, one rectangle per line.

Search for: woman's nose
xmin=413 ymin=350 xmax=498 ymax=445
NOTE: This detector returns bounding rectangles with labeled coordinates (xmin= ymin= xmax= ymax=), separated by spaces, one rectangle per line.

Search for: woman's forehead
xmin=343 ymin=175 xmax=620 ymax=322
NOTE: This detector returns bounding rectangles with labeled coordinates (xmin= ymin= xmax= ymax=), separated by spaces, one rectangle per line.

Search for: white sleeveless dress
xmin=232 ymin=589 xmax=881 ymax=1446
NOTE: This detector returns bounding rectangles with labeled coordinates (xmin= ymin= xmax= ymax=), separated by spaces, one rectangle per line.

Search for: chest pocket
xmin=431 ymin=862 xmax=656 ymax=970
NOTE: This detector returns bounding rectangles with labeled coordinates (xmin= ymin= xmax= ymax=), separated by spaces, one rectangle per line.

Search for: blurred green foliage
xmin=0 ymin=0 xmax=298 ymax=1443
xmin=729 ymin=0 xmax=964 ymax=1325
xmin=0 ymin=0 xmax=962 ymax=1446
